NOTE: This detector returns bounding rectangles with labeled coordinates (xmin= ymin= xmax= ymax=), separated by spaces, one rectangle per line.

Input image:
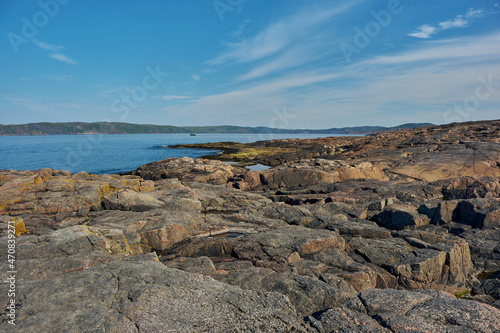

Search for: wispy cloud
xmin=231 ymin=19 xmax=251 ymax=38
xmin=209 ymin=2 xmax=355 ymax=83
xmin=45 ymin=74 xmax=75 ymax=81
xmin=1 ymin=94 xmax=107 ymax=117
xmin=465 ymin=8 xmax=484 ymax=18
xmin=208 ymin=2 xmax=355 ymax=65
xmin=50 ymin=102 xmax=87 ymax=109
xmin=1 ymin=94 xmax=55 ymax=113
xmin=408 ymin=8 xmax=483 ymax=39
xmin=155 ymin=95 xmax=193 ymax=101
xmin=438 ymin=16 xmax=468 ymax=30
xmin=191 ymin=74 xmax=201 ymax=81
xmin=408 ymin=25 xmax=438 ymax=39
xmin=32 ymin=39 xmax=78 ymax=65
xmin=161 ymin=28 xmax=500 ymax=128
xmin=372 ymin=30 xmax=500 ymax=64
xmin=236 ymin=45 xmax=319 ymax=81
xmin=50 ymin=53 xmax=78 ymax=65
xmin=32 ymin=39 xmax=63 ymax=51
xmin=97 ymin=87 xmax=132 ymax=98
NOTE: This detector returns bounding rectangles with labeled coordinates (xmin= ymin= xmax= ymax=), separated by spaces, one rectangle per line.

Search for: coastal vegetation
xmin=0 ymin=121 xmax=434 ymax=136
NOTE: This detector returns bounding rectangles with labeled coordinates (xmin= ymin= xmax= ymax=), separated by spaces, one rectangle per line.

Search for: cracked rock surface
xmin=1 ymin=120 xmax=500 ymax=332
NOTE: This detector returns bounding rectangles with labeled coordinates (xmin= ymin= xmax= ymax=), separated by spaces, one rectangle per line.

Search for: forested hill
xmin=0 ymin=122 xmax=434 ymax=136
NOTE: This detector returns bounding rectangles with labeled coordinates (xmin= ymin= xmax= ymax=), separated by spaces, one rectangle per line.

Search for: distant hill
xmin=0 ymin=122 xmax=435 ymax=136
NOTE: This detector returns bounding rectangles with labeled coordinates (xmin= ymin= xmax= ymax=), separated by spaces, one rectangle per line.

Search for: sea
xmin=0 ymin=133 xmax=338 ymax=175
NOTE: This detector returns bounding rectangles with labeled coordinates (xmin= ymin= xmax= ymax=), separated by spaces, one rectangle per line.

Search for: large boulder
xmin=358 ymin=289 xmax=500 ymax=333
xmin=435 ymin=176 xmax=500 ymax=199
xmin=233 ymin=159 xmax=388 ymax=190
xmin=349 ymin=232 xmax=473 ymax=292
xmin=212 ymin=265 xmax=355 ymax=317
xmin=126 ymin=157 xmax=243 ymax=185
xmin=374 ymin=204 xmax=430 ymax=230
xmin=1 ymin=255 xmax=303 ymax=332
xmin=457 ymin=199 xmax=500 ymax=228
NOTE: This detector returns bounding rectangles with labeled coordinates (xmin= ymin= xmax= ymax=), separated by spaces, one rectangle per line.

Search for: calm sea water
xmin=0 ymin=133 xmax=337 ymax=174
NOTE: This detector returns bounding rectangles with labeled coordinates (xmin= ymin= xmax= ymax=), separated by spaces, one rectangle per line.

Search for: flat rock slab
xmin=360 ymin=289 xmax=500 ymax=333
xmin=0 ymin=255 xmax=303 ymax=332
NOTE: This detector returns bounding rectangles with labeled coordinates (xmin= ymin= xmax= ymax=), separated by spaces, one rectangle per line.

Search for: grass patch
xmin=454 ymin=290 xmax=471 ymax=299
xmin=229 ymin=147 xmax=296 ymax=158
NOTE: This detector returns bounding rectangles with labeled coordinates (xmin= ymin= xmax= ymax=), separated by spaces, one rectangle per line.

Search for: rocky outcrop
xmin=434 ymin=176 xmax=500 ymax=199
xmin=355 ymin=289 xmax=499 ymax=333
xmin=1 ymin=254 xmax=303 ymax=332
xmin=1 ymin=121 xmax=500 ymax=331
xmin=374 ymin=204 xmax=430 ymax=230
xmin=125 ymin=156 xmax=245 ymax=185
xmin=176 ymin=120 xmax=500 ymax=182
xmin=307 ymin=288 xmax=500 ymax=332
xmin=232 ymin=159 xmax=388 ymax=190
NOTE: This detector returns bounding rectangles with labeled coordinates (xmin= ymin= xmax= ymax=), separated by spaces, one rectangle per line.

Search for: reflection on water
xmin=246 ymin=164 xmax=271 ymax=172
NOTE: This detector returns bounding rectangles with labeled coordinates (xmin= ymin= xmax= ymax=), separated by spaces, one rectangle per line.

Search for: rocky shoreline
xmin=1 ymin=120 xmax=499 ymax=332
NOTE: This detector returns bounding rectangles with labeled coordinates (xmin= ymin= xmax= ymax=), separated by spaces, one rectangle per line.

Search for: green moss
xmin=230 ymin=147 xmax=295 ymax=158
xmin=454 ymin=290 xmax=471 ymax=299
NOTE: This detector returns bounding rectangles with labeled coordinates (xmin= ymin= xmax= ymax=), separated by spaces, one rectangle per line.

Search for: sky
xmin=0 ymin=0 xmax=499 ymax=129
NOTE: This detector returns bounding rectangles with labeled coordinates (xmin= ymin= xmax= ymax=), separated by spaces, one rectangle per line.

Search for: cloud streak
xmin=156 ymin=95 xmax=193 ymax=101
xmin=208 ymin=2 xmax=355 ymax=65
xmin=161 ymin=28 xmax=500 ymax=128
xmin=45 ymin=74 xmax=75 ymax=81
xmin=372 ymin=30 xmax=500 ymax=64
xmin=407 ymin=25 xmax=438 ymax=39
xmin=1 ymin=94 xmax=55 ymax=113
xmin=50 ymin=53 xmax=78 ymax=65
xmin=33 ymin=39 xmax=78 ymax=65
xmin=408 ymin=8 xmax=483 ymax=39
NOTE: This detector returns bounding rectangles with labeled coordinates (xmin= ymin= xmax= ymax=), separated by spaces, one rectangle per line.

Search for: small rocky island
xmin=1 ymin=120 xmax=499 ymax=332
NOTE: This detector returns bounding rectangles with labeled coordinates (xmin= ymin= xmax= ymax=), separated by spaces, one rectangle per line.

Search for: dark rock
xmin=457 ymin=199 xmax=500 ymax=228
xmin=431 ymin=200 xmax=460 ymax=224
xmin=374 ymin=204 xmax=430 ymax=230
xmin=161 ymin=256 xmax=216 ymax=275
xmin=461 ymin=228 xmax=500 ymax=274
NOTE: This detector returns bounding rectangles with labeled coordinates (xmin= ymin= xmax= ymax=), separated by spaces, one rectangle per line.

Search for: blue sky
xmin=0 ymin=0 xmax=499 ymax=129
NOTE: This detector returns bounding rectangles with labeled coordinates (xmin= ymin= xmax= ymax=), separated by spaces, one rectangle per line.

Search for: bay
xmin=0 ymin=133 xmax=338 ymax=174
